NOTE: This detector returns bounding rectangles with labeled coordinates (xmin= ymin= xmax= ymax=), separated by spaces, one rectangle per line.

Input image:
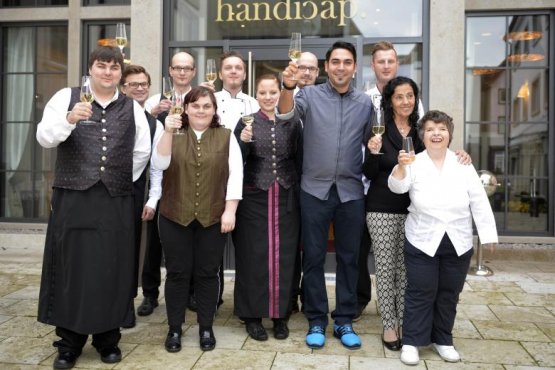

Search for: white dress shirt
xmin=388 ymin=150 xmax=498 ymax=257
xmin=215 ymin=89 xmax=259 ymax=131
xmin=151 ymin=128 xmax=243 ymax=201
xmin=366 ymin=85 xmax=425 ymax=119
xmin=36 ymin=87 xmax=151 ymax=182
xmin=144 ymin=121 xmax=164 ymax=210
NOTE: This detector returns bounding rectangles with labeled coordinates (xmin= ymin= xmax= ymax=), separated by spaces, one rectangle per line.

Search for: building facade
xmin=0 ymin=0 xmax=553 ymax=242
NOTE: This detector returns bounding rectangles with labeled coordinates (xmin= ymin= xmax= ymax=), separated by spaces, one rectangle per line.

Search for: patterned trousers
xmin=366 ymin=212 xmax=407 ymax=330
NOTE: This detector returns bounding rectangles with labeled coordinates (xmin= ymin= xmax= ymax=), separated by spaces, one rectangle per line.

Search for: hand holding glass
xmin=242 ymin=100 xmax=255 ymax=142
xmin=79 ymin=76 xmax=95 ymax=125
xmin=206 ymin=59 xmax=217 ymax=83
xmin=371 ymin=109 xmax=385 ymax=154
xmin=171 ymin=95 xmax=185 ymax=135
xmin=115 ymin=23 xmax=127 ymax=53
xmin=403 ymin=136 xmax=416 ymax=164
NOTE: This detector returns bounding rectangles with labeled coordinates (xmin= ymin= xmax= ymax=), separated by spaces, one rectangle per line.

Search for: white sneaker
xmin=432 ymin=343 xmax=461 ymax=362
xmin=400 ymin=345 xmax=419 ymax=366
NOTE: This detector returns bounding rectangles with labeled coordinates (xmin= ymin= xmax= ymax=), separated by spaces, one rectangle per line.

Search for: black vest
xmin=53 ymin=87 xmax=136 ymax=196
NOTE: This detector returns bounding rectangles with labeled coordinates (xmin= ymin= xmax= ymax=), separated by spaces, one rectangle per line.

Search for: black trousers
xmin=300 ymin=186 xmax=364 ymax=327
xmin=141 ymin=208 xmax=163 ymax=299
xmin=356 ymin=224 xmax=372 ymax=306
xmin=402 ymin=234 xmax=473 ymax=346
xmin=54 ymin=327 xmax=120 ymax=354
xmin=159 ymin=216 xmax=226 ymax=329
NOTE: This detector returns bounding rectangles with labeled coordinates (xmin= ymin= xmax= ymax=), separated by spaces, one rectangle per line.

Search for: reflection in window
xmin=83 ymin=0 xmax=129 ymax=5
xmin=83 ymin=22 xmax=130 ymax=73
xmin=1 ymin=0 xmax=67 ymax=6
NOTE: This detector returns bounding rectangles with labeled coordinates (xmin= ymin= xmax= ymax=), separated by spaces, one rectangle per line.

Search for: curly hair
xmin=381 ymin=76 xmax=419 ymax=127
xmin=181 ymin=86 xmax=221 ymax=129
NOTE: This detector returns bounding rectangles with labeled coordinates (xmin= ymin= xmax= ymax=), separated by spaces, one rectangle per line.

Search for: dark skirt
xmin=233 ymin=182 xmax=300 ymax=318
xmin=37 ymin=182 xmax=135 ymax=334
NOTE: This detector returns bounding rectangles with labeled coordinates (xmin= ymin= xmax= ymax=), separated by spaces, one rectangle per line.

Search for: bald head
xmin=296 ymin=52 xmax=319 ymax=88
xmin=169 ymin=51 xmax=196 ymax=92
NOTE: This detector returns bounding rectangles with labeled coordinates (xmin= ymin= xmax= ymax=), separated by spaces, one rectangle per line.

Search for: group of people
xmin=36 ymin=39 xmax=498 ymax=370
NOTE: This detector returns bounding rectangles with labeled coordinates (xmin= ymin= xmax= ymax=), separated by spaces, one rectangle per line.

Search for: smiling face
xmin=169 ymin=52 xmax=196 ymax=91
xmin=371 ymin=49 xmax=398 ymax=86
xmin=391 ymin=83 xmax=416 ymax=121
xmin=324 ymin=48 xmax=356 ymax=93
xmin=89 ymin=59 xmax=122 ymax=93
xmin=121 ymin=72 xmax=150 ymax=106
xmin=219 ymin=56 xmax=246 ymax=91
xmin=422 ymin=120 xmax=450 ymax=150
xmin=185 ymin=95 xmax=216 ymax=131
xmin=256 ymin=78 xmax=280 ymax=116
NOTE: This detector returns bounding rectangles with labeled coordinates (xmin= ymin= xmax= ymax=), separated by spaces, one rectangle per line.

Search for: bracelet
xmin=282 ymin=83 xmax=296 ymax=91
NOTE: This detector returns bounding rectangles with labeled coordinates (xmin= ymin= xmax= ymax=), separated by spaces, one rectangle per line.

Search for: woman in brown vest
xmin=151 ymin=86 xmax=243 ymax=352
xmin=233 ymin=74 xmax=302 ymax=341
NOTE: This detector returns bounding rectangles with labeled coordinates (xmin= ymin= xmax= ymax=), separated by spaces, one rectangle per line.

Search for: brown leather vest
xmin=160 ymin=127 xmax=230 ymax=227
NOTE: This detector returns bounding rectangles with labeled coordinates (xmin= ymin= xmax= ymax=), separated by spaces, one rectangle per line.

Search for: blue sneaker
xmin=306 ymin=326 xmax=326 ymax=349
xmin=333 ymin=324 xmax=361 ymax=349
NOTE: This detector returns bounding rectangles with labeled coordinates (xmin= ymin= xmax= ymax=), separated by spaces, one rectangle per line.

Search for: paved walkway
xmin=0 ymin=238 xmax=554 ymax=369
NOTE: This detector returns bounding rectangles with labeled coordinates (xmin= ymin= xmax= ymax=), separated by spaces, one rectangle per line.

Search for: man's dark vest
xmin=53 ymin=87 xmax=136 ymax=196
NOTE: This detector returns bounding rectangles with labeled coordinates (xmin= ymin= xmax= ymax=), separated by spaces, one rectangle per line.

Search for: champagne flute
xmin=205 ymin=58 xmax=217 ymax=83
xmin=80 ymin=76 xmax=95 ymax=125
xmin=115 ymin=23 xmax=127 ymax=53
xmin=372 ymin=108 xmax=385 ymax=154
xmin=242 ymin=99 xmax=255 ymax=142
xmin=162 ymin=77 xmax=173 ymax=100
xmin=288 ymin=32 xmax=301 ymax=81
xmin=171 ymin=94 xmax=185 ymax=135
xmin=403 ymin=136 xmax=416 ymax=163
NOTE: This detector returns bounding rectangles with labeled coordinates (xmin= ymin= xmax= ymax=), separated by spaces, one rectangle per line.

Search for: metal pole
xmin=468 ymin=237 xmax=494 ymax=276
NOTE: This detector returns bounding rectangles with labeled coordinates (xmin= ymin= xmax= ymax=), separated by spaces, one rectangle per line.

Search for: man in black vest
xmin=36 ymin=46 xmax=151 ymax=369
xmin=120 ymin=65 xmax=164 ymax=320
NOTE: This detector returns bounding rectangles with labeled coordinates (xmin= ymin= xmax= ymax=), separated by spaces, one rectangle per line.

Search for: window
xmin=82 ymin=21 xmax=130 ymax=74
xmin=1 ymin=0 xmax=67 ymax=6
xmin=1 ymin=24 xmax=67 ymax=220
xmin=465 ymin=14 xmax=551 ymax=234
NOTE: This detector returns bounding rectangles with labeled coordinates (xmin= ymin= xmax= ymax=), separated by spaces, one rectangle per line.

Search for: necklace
xmin=396 ymin=125 xmax=409 ymax=134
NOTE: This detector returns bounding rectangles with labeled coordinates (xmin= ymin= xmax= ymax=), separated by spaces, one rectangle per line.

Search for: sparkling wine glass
xmin=242 ymin=99 xmax=255 ymax=142
xmin=79 ymin=76 xmax=95 ymax=125
xmin=162 ymin=77 xmax=173 ymax=100
xmin=288 ymin=32 xmax=301 ymax=81
xmin=115 ymin=23 xmax=127 ymax=54
xmin=372 ymin=108 xmax=385 ymax=154
xmin=403 ymin=136 xmax=416 ymax=163
xmin=171 ymin=94 xmax=185 ymax=135
xmin=205 ymin=59 xmax=217 ymax=83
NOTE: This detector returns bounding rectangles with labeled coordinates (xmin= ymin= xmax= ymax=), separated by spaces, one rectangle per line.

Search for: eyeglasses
xmin=171 ymin=66 xmax=195 ymax=73
xmin=298 ymin=66 xmax=319 ymax=73
xmin=124 ymin=82 xmax=150 ymax=88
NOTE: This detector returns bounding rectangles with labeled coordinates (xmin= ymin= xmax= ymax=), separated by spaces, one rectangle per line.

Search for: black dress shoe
xmin=99 ymin=346 xmax=122 ymax=363
xmin=53 ymin=351 xmax=79 ymax=369
xmin=246 ymin=321 xmax=268 ymax=341
xmin=137 ymin=296 xmax=158 ymax=316
xmin=165 ymin=331 xmax=182 ymax=353
xmin=273 ymin=319 xmax=289 ymax=340
xmin=382 ymin=336 xmax=401 ymax=351
xmin=187 ymin=295 xmax=198 ymax=312
xmin=199 ymin=328 xmax=216 ymax=351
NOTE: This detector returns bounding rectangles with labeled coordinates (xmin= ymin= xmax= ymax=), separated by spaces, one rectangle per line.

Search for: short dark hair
xmin=255 ymin=73 xmax=280 ymax=92
xmin=219 ymin=50 xmax=246 ymax=70
xmin=121 ymin=64 xmax=151 ymax=86
xmin=325 ymin=41 xmax=357 ymax=63
xmin=371 ymin=41 xmax=397 ymax=60
xmin=382 ymin=76 xmax=419 ymax=128
xmin=182 ymin=86 xmax=221 ymax=129
xmin=88 ymin=46 xmax=124 ymax=72
xmin=417 ymin=110 xmax=454 ymax=145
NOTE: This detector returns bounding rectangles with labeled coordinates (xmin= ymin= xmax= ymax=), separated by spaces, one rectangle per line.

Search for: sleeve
xmin=466 ymin=165 xmax=499 ymax=244
xmin=226 ymin=133 xmax=243 ymax=200
xmin=144 ymin=94 xmax=160 ymax=115
xmin=388 ymin=165 xmax=411 ymax=194
xmin=151 ymin=121 xmax=171 ymax=170
xmin=132 ymin=100 xmax=152 ymax=182
xmin=276 ymin=89 xmax=306 ymax=122
xmin=418 ymin=99 xmax=425 ymax=120
xmin=145 ymin=165 xmax=163 ymax=210
xmin=362 ymin=147 xmax=380 ymax=180
xmin=36 ymin=87 xmax=76 ymax=148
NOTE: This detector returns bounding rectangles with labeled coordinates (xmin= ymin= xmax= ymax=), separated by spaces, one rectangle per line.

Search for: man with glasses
xmin=36 ymin=46 xmax=151 ymax=369
xmin=120 ymin=65 xmax=164 ymax=323
xmin=145 ymin=51 xmax=197 ymax=124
